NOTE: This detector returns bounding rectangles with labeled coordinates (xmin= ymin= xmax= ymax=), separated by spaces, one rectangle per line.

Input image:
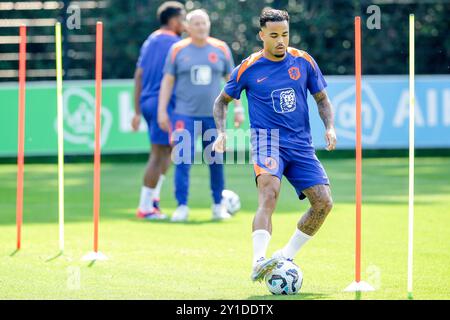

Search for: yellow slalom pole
xmin=55 ymin=22 xmax=64 ymax=252
xmin=407 ymin=14 xmax=415 ymax=300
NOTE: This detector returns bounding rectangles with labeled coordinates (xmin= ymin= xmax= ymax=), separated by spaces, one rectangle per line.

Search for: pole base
xmin=344 ymin=281 xmax=375 ymax=292
xmin=82 ymin=251 xmax=108 ymax=261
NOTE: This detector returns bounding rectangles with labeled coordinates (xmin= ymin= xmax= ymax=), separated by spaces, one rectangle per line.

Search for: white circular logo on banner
xmin=55 ymin=87 xmax=113 ymax=149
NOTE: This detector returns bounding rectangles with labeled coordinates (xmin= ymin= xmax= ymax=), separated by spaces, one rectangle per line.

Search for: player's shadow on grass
xmin=247 ymin=292 xmax=330 ymax=300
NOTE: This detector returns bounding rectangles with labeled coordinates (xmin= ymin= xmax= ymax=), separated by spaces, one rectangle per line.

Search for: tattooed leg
xmin=298 ymin=184 xmax=333 ymax=236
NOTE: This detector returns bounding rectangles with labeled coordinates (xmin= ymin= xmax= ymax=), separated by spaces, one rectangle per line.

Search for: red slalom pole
xmin=344 ymin=17 xmax=373 ymax=293
xmin=93 ymin=21 xmax=103 ymax=253
xmin=16 ymin=25 xmax=26 ymax=250
xmin=354 ymin=16 xmax=362 ymax=284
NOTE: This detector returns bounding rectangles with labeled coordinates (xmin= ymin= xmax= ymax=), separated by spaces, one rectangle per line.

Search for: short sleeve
xmin=163 ymin=45 xmax=177 ymax=76
xmin=223 ymin=64 xmax=245 ymax=99
xmin=306 ymin=56 xmax=327 ymax=95
xmin=223 ymin=44 xmax=235 ymax=76
xmin=136 ymin=39 xmax=149 ymax=68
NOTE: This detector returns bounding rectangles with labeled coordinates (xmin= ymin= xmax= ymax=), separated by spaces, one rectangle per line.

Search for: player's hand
xmin=131 ymin=114 xmax=141 ymax=132
xmin=325 ymin=127 xmax=337 ymax=151
xmin=158 ymin=110 xmax=170 ymax=132
xmin=234 ymin=110 xmax=244 ymax=128
xmin=212 ymin=132 xmax=226 ymax=153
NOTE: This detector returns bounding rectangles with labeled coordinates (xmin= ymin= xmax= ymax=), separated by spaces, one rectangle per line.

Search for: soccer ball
xmin=222 ymin=189 xmax=241 ymax=215
xmin=265 ymin=260 xmax=303 ymax=295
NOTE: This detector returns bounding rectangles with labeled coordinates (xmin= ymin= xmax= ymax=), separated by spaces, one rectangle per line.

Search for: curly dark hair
xmin=259 ymin=8 xmax=289 ymax=28
xmin=157 ymin=1 xmax=185 ymax=26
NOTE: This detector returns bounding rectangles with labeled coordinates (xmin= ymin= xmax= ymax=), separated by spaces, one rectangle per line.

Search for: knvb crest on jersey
xmin=288 ymin=67 xmax=301 ymax=80
xmin=271 ymin=88 xmax=297 ymax=113
xmin=208 ymin=52 xmax=218 ymax=64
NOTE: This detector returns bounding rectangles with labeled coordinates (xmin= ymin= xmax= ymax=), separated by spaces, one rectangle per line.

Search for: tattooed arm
xmin=212 ymin=90 xmax=233 ymax=153
xmin=313 ymin=89 xmax=337 ymax=151
xmin=223 ymin=73 xmax=244 ymax=128
xmin=233 ymin=99 xmax=245 ymax=128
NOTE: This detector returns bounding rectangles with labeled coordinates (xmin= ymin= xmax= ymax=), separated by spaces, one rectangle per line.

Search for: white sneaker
xmin=250 ymin=257 xmax=280 ymax=282
xmin=212 ymin=203 xmax=231 ymax=220
xmin=171 ymin=205 xmax=189 ymax=222
xmin=272 ymin=249 xmax=294 ymax=262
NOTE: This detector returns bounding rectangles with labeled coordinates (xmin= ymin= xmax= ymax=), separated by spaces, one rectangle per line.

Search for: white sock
xmin=138 ymin=186 xmax=154 ymax=212
xmin=252 ymin=229 xmax=271 ymax=266
xmin=281 ymin=228 xmax=312 ymax=260
xmin=153 ymin=175 xmax=165 ymax=201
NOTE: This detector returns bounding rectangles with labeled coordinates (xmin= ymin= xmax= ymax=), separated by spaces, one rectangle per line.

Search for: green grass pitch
xmin=0 ymin=157 xmax=449 ymax=299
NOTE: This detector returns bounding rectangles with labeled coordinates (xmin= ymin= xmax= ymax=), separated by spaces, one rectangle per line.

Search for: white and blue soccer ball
xmin=222 ymin=189 xmax=241 ymax=215
xmin=265 ymin=260 xmax=303 ymax=295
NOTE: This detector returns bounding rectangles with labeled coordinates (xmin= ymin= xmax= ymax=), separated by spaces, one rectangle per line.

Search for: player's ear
xmin=258 ymin=30 xmax=264 ymax=41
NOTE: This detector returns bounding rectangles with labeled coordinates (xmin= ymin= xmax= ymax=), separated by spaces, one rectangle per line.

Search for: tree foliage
xmin=1 ymin=0 xmax=448 ymax=81
xmin=102 ymin=0 xmax=449 ymax=78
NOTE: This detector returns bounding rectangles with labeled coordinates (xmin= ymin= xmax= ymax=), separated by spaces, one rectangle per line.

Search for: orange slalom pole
xmin=354 ymin=16 xmax=362 ymax=283
xmin=93 ymin=22 xmax=103 ymax=253
xmin=16 ymin=25 xmax=26 ymax=250
xmin=344 ymin=18 xmax=373 ymax=293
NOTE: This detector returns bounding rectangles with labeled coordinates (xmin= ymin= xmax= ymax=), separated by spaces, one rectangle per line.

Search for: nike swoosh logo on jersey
xmin=257 ymin=77 xmax=268 ymax=83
